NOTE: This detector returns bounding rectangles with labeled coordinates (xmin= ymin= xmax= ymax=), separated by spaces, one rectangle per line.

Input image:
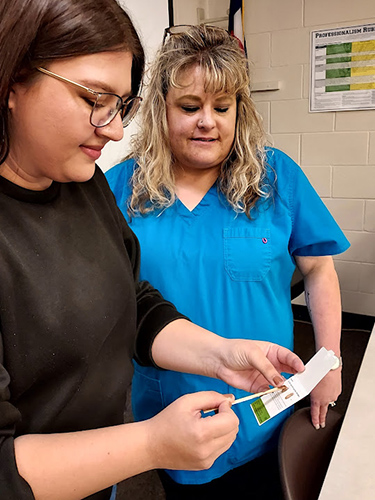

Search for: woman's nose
xmin=197 ymin=109 xmax=215 ymax=129
xmin=95 ymin=113 xmax=124 ymax=142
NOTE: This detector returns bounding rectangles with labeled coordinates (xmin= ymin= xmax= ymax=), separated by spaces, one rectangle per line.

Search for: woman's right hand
xmin=12 ymin=392 xmax=237 ymax=499
xmin=146 ymin=391 xmax=239 ymax=471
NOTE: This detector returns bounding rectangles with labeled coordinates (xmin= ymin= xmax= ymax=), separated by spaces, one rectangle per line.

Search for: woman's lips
xmin=192 ymin=137 xmax=216 ymax=141
xmin=80 ymin=145 xmax=103 ymax=161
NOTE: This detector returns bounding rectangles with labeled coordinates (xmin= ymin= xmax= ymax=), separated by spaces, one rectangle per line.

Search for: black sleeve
xmin=0 ymin=335 xmax=35 ymax=499
xmin=118 ymin=211 xmax=188 ymax=367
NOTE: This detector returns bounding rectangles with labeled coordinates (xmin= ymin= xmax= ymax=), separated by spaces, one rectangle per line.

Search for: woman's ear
xmin=8 ymin=82 xmax=24 ymax=111
xmin=8 ymin=87 xmax=17 ymax=111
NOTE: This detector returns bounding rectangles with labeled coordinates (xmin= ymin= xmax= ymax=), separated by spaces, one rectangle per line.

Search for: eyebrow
xmin=175 ymin=94 xmax=234 ymax=103
xmin=175 ymin=95 xmax=201 ymax=102
xmin=176 ymin=94 xmax=235 ymax=105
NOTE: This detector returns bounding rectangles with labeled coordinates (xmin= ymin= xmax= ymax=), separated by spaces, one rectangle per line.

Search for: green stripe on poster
xmin=327 ymin=42 xmax=352 ymax=55
xmin=326 ymin=67 xmax=351 ymax=79
xmin=326 ymin=84 xmax=351 ymax=92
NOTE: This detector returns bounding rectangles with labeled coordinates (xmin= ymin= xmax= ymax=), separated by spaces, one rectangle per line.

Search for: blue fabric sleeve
xmin=268 ymin=149 xmax=350 ymax=257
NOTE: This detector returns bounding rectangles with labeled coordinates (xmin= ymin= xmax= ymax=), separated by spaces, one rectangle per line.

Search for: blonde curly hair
xmin=128 ymin=24 xmax=269 ymax=217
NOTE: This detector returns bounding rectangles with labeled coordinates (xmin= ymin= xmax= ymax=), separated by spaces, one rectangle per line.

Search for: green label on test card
xmin=251 ymin=399 xmax=271 ymax=425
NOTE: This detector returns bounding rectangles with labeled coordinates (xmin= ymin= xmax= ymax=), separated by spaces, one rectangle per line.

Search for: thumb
xmin=217 ymin=397 xmax=235 ymax=414
xmin=191 ymin=391 xmax=234 ymax=413
xmin=248 ymin=351 xmax=286 ymax=388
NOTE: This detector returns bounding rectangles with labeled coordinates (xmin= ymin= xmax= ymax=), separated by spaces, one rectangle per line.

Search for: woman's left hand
xmin=153 ymin=320 xmax=304 ymax=394
xmin=309 ymin=368 xmax=342 ymax=429
xmin=214 ymin=339 xmax=305 ymax=393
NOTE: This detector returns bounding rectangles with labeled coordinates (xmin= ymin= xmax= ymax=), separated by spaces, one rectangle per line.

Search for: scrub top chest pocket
xmin=223 ymin=227 xmax=271 ymax=281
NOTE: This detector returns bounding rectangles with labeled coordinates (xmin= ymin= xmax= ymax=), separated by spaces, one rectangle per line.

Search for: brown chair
xmin=278 ymin=407 xmax=343 ymax=500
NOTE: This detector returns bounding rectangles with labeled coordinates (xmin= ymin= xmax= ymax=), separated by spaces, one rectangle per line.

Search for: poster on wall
xmin=310 ymin=23 xmax=375 ymax=112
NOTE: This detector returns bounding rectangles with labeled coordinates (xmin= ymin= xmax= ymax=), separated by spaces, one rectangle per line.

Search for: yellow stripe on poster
xmin=350 ymin=82 xmax=375 ymax=90
xmin=352 ymin=65 xmax=375 ymax=76
xmin=352 ymin=40 xmax=375 ymax=52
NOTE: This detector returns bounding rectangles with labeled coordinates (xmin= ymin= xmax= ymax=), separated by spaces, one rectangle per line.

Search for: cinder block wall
xmin=245 ymin=0 xmax=375 ymax=316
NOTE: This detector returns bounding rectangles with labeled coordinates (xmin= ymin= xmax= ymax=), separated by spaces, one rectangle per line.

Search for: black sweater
xmin=0 ymin=167 xmax=183 ymax=500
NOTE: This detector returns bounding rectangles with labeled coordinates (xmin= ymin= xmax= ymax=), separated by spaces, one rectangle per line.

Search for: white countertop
xmin=319 ymin=323 xmax=375 ymax=500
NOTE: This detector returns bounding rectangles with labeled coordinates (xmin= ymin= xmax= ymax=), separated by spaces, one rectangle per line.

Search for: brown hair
xmin=0 ymin=0 xmax=144 ymax=164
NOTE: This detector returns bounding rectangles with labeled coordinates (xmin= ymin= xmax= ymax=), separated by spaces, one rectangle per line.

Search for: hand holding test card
xmin=202 ymin=347 xmax=339 ymax=418
xmin=251 ymin=347 xmax=340 ymax=425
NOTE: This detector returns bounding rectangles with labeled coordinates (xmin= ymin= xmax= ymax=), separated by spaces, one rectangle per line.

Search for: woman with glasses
xmin=0 ymin=4 xmax=306 ymax=500
xmin=106 ymin=24 xmax=350 ymax=499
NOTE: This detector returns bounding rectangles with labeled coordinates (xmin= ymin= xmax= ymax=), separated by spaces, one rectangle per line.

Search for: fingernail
xmin=321 ymin=422 xmax=326 ymax=429
xmin=226 ymin=394 xmax=235 ymax=404
xmin=315 ymin=424 xmax=320 ymax=430
xmin=273 ymin=375 xmax=285 ymax=386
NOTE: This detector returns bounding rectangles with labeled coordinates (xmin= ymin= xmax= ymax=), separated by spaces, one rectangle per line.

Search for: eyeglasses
xmin=36 ymin=67 xmax=142 ymax=128
xmin=162 ymin=25 xmax=231 ymax=45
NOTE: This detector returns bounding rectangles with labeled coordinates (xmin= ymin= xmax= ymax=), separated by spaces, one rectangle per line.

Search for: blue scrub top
xmin=106 ymin=148 xmax=350 ymax=484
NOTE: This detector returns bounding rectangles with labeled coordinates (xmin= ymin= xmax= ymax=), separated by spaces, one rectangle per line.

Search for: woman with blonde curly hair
xmin=128 ymin=24 xmax=267 ymax=217
xmin=106 ymin=24 xmax=349 ymax=499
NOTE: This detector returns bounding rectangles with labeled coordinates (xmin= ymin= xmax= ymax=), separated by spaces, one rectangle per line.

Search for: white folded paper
xmin=251 ymin=347 xmax=339 ymax=425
